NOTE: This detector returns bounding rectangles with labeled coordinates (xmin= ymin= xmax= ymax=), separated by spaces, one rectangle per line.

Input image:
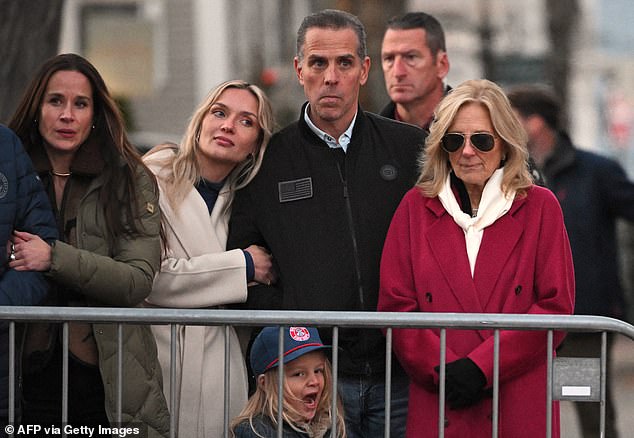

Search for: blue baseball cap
xmin=250 ymin=326 xmax=330 ymax=376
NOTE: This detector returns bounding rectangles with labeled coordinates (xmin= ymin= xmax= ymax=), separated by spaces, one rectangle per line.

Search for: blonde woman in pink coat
xmin=143 ymin=80 xmax=276 ymax=437
xmin=378 ymin=79 xmax=574 ymax=437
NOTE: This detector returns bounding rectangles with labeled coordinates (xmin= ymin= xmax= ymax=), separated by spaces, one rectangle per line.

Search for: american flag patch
xmin=278 ymin=177 xmax=313 ymax=203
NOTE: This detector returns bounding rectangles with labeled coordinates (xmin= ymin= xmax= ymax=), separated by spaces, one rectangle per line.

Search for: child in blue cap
xmin=231 ymin=326 xmax=346 ymax=437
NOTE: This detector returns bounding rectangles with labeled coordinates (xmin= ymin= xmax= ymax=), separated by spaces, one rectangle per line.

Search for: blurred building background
xmin=0 ymin=0 xmax=634 ymax=319
xmin=1 ymin=0 xmax=633 ymax=434
xmin=0 ymin=0 xmax=633 ymax=316
xmin=46 ymin=0 xmax=634 ymax=318
xmin=39 ymin=0 xmax=632 ymax=175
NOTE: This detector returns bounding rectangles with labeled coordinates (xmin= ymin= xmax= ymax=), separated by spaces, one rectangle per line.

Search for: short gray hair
xmin=296 ymin=9 xmax=367 ymax=63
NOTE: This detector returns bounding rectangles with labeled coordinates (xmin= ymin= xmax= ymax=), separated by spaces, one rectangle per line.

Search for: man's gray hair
xmin=296 ymin=9 xmax=367 ymax=63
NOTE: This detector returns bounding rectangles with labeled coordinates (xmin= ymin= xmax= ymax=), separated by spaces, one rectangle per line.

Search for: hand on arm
xmin=9 ymin=230 xmax=52 ymax=272
xmin=244 ymin=244 xmax=276 ymax=286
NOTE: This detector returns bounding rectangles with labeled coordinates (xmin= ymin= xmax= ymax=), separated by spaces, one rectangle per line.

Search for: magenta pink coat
xmin=378 ymin=185 xmax=575 ymax=438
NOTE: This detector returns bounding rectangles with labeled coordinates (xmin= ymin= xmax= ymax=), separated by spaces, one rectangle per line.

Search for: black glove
xmin=435 ymin=358 xmax=487 ymax=410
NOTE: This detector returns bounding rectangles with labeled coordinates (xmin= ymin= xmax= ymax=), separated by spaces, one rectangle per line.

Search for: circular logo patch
xmin=289 ymin=327 xmax=310 ymax=341
xmin=380 ymin=164 xmax=397 ymax=181
xmin=0 ymin=173 xmax=8 ymax=199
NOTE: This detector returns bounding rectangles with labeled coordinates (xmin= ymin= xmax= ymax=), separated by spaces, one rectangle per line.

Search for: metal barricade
xmin=1 ymin=306 xmax=633 ymax=438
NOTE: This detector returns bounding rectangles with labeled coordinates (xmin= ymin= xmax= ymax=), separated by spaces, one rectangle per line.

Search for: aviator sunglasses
xmin=441 ymin=132 xmax=496 ymax=153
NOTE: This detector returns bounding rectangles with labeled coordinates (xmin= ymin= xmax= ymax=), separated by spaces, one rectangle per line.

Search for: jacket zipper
xmin=333 ymin=156 xmax=365 ymax=310
xmin=334 ymin=153 xmax=374 ymax=375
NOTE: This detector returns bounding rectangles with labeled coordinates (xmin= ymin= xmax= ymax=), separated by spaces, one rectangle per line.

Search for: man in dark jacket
xmin=0 ymin=125 xmax=57 ymax=431
xmin=228 ymin=9 xmax=425 ymax=438
xmin=379 ymin=12 xmax=450 ymax=130
xmin=379 ymin=13 xmax=547 ymax=197
xmin=509 ymin=85 xmax=634 ymax=438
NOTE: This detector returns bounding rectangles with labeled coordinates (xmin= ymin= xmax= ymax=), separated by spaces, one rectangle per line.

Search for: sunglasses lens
xmin=471 ymin=133 xmax=495 ymax=151
xmin=441 ymin=133 xmax=464 ymax=152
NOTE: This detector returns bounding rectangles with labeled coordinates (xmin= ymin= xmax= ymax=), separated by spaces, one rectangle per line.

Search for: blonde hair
xmin=157 ymin=80 xmax=274 ymax=210
xmin=417 ymin=79 xmax=533 ymax=197
xmin=230 ymin=358 xmax=346 ymax=438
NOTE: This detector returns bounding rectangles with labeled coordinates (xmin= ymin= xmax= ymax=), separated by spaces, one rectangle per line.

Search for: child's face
xmin=284 ymin=350 xmax=327 ymax=421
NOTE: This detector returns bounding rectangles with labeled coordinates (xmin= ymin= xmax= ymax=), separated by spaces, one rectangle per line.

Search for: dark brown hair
xmin=507 ymin=84 xmax=562 ymax=131
xmin=9 ymin=53 xmax=158 ymax=248
xmin=385 ymin=12 xmax=446 ymax=57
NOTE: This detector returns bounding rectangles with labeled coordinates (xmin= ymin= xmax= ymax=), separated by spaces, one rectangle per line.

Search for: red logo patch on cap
xmin=289 ymin=327 xmax=310 ymax=341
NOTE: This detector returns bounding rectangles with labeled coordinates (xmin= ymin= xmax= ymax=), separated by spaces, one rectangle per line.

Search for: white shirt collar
xmin=303 ymin=104 xmax=357 ymax=152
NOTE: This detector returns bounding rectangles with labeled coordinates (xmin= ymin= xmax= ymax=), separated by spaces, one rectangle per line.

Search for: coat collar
xmin=297 ymin=101 xmax=367 ymax=148
xmin=160 ymin=182 xmax=231 ymax=257
xmin=425 ymin=192 xmax=528 ymax=312
xmin=30 ymin=135 xmax=105 ymax=177
xmin=147 ymin=148 xmax=231 ymax=258
xmin=543 ymin=132 xmax=576 ymax=180
xmin=379 ymin=84 xmax=452 ymax=131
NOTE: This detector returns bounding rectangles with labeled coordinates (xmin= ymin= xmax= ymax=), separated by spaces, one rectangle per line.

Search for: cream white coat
xmin=144 ymin=146 xmax=248 ymax=438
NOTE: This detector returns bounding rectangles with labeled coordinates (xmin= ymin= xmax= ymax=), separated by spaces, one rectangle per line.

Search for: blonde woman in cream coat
xmin=143 ymin=80 xmax=276 ymax=438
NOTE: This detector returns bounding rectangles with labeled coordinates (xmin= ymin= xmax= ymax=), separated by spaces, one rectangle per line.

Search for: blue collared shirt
xmin=304 ymin=104 xmax=357 ymax=152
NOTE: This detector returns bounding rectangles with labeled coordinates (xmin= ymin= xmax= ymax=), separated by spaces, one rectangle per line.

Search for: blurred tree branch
xmin=0 ymin=0 xmax=64 ymax=123
xmin=335 ymin=0 xmax=406 ymax=112
xmin=546 ymin=0 xmax=579 ymax=129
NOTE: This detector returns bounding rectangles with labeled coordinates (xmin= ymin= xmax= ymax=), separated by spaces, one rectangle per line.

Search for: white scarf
xmin=438 ymin=168 xmax=515 ymax=277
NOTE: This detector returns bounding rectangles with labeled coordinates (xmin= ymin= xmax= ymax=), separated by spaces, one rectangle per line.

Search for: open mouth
xmin=303 ymin=393 xmax=319 ymax=410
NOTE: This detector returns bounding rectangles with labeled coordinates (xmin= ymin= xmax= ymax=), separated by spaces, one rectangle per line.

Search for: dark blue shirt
xmin=195 ymin=178 xmax=225 ymax=214
xmin=195 ymin=178 xmax=254 ymax=281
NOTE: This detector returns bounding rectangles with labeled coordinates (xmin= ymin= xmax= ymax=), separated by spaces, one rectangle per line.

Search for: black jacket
xmin=233 ymin=415 xmax=325 ymax=438
xmin=379 ymin=84 xmax=453 ymax=131
xmin=543 ymin=133 xmax=634 ymax=318
xmin=228 ymin=105 xmax=425 ymax=375
xmin=379 ymin=101 xmax=399 ymax=121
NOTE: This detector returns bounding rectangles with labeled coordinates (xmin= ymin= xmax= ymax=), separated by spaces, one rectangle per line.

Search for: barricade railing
xmin=1 ymin=306 xmax=633 ymax=438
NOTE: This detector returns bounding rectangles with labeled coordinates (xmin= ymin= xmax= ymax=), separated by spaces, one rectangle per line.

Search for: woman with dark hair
xmin=8 ymin=53 xmax=169 ymax=436
xmin=378 ymin=79 xmax=574 ymax=437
